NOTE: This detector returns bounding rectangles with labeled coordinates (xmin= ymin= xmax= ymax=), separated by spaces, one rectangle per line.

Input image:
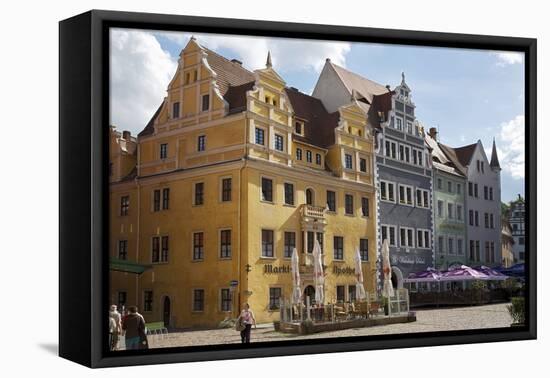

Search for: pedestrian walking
xmin=122 ymin=306 xmax=148 ymax=350
xmin=109 ymin=305 xmax=122 ymax=351
xmin=236 ymin=303 xmax=256 ymax=343
xmin=108 ymin=316 xmax=117 ymax=350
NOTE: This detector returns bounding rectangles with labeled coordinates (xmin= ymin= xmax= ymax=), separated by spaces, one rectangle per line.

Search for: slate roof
xmin=490 ymin=139 xmax=501 ymax=169
xmin=453 ymin=143 xmax=478 ymax=167
xmin=426 ymin=134 xmax=467 ymax=177
xmin=138 ymin=102 xmax=164 ymax=137
xmin=329 ymin=61 xmax=389 ymax=104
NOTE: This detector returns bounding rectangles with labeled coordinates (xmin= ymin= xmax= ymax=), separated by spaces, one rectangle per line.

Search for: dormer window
xmin=295 ymin=121 xmax=304 ymax=135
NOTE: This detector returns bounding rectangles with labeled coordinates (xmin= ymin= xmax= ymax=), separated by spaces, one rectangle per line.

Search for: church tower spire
xmin=490 ymin=138 xmax=501 ymax=170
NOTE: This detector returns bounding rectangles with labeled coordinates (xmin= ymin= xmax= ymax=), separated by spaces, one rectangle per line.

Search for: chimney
xmin=289 ymin=87 xmax=299 ymax=92
xmin=122 ymin=130 xmax=131 ymax=140
xmin=231 ymin=59 xmax=242 ymax=65
xmin=428 ymin=127 xmax=437 ymax=139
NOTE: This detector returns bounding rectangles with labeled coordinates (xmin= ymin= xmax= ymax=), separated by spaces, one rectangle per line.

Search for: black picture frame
xmin=59 ymin=9 xmax=537 ymax=368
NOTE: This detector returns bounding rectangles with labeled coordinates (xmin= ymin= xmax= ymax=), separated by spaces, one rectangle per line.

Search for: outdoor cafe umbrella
xmin=313 ymin=238 xmax=325 ymax=304
xmin=498 ymin=263 xmax=525 ymax=278
xmin=354 ymin=247 xmax=367 ymax=301
xmin=381 ymin=239 xmax=394 ymax=298
xmin=291 ymin=248 xmax=302 ymax=304
xmin=403 ymin=267 xmax=442 ymax=283
xmin=439 ymin=265 xmax=489 ymax=281
xmin=473 ymin=265 xmax=509 ymax=281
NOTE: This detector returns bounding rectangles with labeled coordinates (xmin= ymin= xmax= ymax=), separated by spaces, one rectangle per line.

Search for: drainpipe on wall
xmin=134 ymin=151 xmax=142 ymax=308
xmin=237 ymin=119 xmax=249 ymax=318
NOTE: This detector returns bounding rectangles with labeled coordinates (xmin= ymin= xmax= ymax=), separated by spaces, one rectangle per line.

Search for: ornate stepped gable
xmin=138 ymin=42 xmax=256 ymax=137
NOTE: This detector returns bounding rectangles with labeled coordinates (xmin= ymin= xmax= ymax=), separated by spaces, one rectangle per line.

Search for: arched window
xmin=306 ymin=188 xmax=314 ymax=206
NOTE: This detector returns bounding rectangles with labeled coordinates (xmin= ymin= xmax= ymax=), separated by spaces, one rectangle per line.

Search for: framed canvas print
xmin=59 ymin=10 xmax=536 ymax=368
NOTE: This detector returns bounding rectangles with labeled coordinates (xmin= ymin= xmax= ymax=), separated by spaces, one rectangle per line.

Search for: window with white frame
xmin=400 ymin=227 xmax=414 ymax=248
xmin=344 ymin=154 xmax=353 ymax=169
xmin=201 ymin=94 xmax=210 ymax=111
xmin=438 ymin=236 xmax=445 ymax=254
xmin=448 ymin=237 xmax=455 ymax=254
xmin=385 ymin=140 xmax=397 ymax=159
xmin=197 ymin=135 xmax=206 ymax=152
xmin=416 ymin=189 xmax=430 ymax=208
xmin=255 ymin=127 xmax=265 ymax=145
xmin=360 ymin=157 xmax=367 ymax=172
xmin=220 ymin=229 xmax=232 ymax=258
xmin=457 ymin=204 xmax=463 ymax=221
xmin=416 ymin=229 xmax=430 ymax=249
xmin=398 ymin=184 xmax=413 ymax=206
xmin=396 ymin=117 xmax=403 ymax=130
xmin=381 ymin=225 xmax=397 ymax=246
xmin=448 ymin=203 xmax=454 ymax=219
xmin=404 ymin=145 xmax=411 ymax=163
xmin=457 ymin=238 xmax=464 ymax=255
xmin=406 ymin=121 xmax=413 ymax=134
xmin=261 ymin=177 xmax=273 ymax=202
xmin=274 ymin=134 xmax=284 ymax=152
xmin=380 ymin=181 xmax=395 ymax=202
xmin=437 ymin=200 xmax=444 ymax=217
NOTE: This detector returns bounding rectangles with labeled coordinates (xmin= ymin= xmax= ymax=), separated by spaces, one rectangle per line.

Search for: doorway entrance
xmin=163 ymin=296 xmax=171 ymax=327
xmin=304 ymin=285 xmax=315 ymax=305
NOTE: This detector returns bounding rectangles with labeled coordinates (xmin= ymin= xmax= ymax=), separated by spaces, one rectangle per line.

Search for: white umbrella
xmin=382 ymin=239 xmax=394 ymax=298
xmin=291 ymin=248 xmax=302 ymax=304
xmin=313 ymin=238 xmax=325 ymax=304
xmin=354 ymin=247 xmax=367 ymax=301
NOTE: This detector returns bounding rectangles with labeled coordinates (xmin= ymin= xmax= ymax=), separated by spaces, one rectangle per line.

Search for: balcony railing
xmin=301 ymin=204 xmax=326 ymax=219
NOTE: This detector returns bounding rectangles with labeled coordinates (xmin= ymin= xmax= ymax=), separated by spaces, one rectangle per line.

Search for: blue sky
xmin=111 ymin=29 xmax=525 ymax=202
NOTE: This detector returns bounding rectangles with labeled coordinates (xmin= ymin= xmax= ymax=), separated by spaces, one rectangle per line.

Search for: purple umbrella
xmin=473 ymin=266 xmax=509 ymax=281
xmin=439 ymin=265 xmax=489 ymax=281
xmin=404 ymin=268 xmax=442 ymax=283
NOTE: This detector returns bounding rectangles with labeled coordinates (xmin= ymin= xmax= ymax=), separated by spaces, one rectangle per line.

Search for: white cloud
xmin=110 ymin=29 xmax=177 ymax=135
xmin=497 ymin=115 xmax=525 ymax=179
xmin=110 ymin=30 xmax=352 ymax=134
xmin=159 ymin=31 xmax=351 ymax=73
xmin=493 ymin=51 xmax=524 ymax=66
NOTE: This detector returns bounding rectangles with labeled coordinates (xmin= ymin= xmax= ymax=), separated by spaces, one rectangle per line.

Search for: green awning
xmin=110 ymin=257 xmax=152 ymax=275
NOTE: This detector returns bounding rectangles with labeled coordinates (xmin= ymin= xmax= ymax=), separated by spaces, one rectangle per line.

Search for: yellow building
xmin=109 ymin=38 xmax=383 ymax=328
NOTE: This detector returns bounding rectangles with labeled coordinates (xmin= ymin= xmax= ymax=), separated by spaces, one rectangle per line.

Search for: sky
xmin=110 ymin=28 xmax=525 ymax=202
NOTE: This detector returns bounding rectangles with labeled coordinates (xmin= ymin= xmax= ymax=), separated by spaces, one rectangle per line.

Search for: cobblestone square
xmin=119 ymin=303 xmax=512 ymax=350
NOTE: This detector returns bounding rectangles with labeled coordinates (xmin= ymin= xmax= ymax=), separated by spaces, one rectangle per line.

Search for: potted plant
xmin=300 ymin=319 xmax=315 ymax=334
xmin=507 ymin=297 xmax=525 ymax=326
